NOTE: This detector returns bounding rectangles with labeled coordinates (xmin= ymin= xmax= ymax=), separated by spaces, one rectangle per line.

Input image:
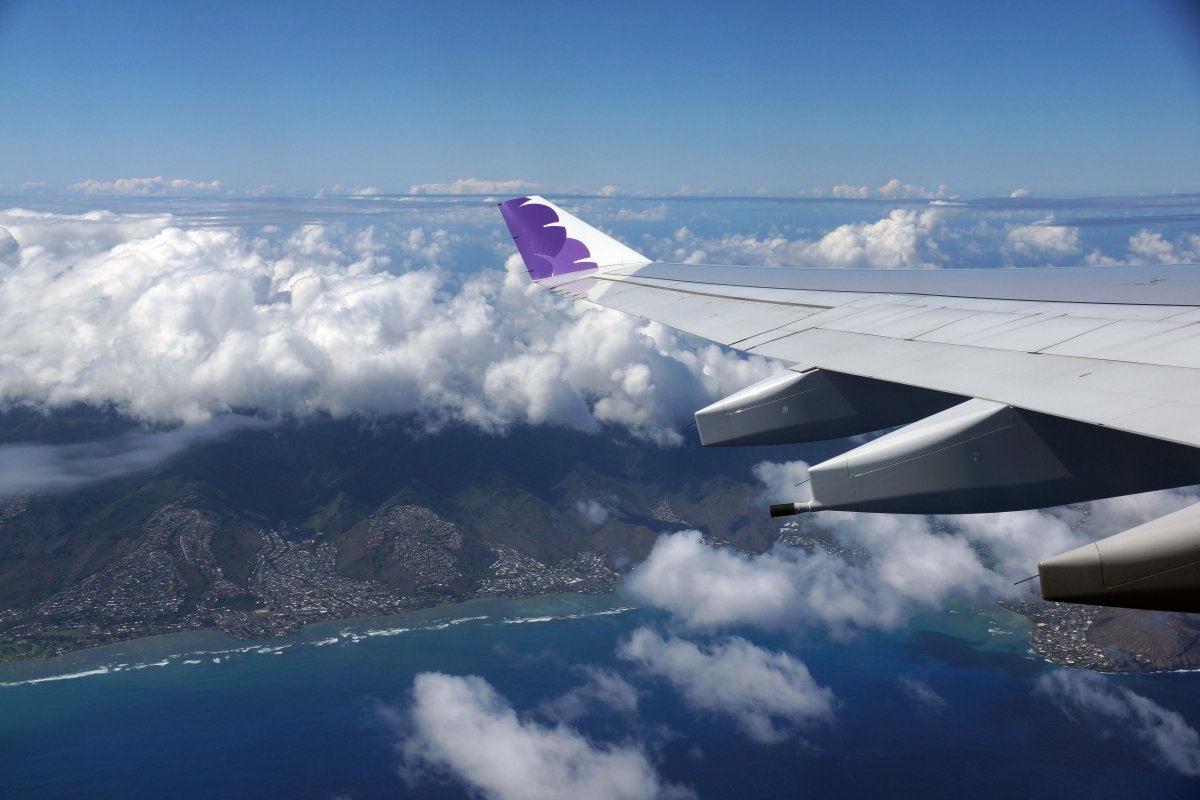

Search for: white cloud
xmin=1127 ymin=229 xmax=1200 ymax=265
xmin=1006 ymin=224 xmax=1081 ymax=257
xmin=1010 ymin=188 xmax=1032 ymax=198
xmin=71 ymin=177 xmax=224 ymax=195
xmin=0 ymin=208 xmax=774 ymax=443
xmin=751 ymin=458 xmax=812 ymax=503
xmin=409 ymin=178 xmax=539 ymax=195
xmin=627 ymin=460 xmax=1198 ymax=636
xmin=1083 ymin=488 xmax=1200 ymax=537
xmin=1036 ymin=669 xmax=1200 ymax=777
xmin=540 ymin=667 xmax=640 ymax=724
xmin=393 ymin=672 xmax=688 ymax=800
xmin=875 ymin=179 xmax=947 ymax=199
xmin=876 ymin=179 xmax=904 ymax=199
xmin=625 ymin=530 xmax=805 ymax=630
xmin=897 ymin=676 xmax=946 ymax=710
xmin=810 ymin=208 xmax=951 ymax=268
xmin=618 ymin=628 xmax=835 ymax=743
xmin=628 ymin=524 xmax=941 ymax=635
xmin=831 ymin=184 xmax=869 ymax=199
xmin=1084 ymin=229 xmax=1200 ymax=268
xmin=668 ymin=207 xmax=953 ymax=269
xmin=612 ymin=205 xmax=668 ymax=222
xmin=1130 ymin=229 xmax=1178 ymax=262
xmin=631 ymin=455 xmax=1200 ymax=637
xmin=624 ymin=522 xmax=992 ymax=636
xmin=945 ymin=508 xmax=1088 ymax=579
xmin=576 ymin=499 xmax=612 ymax=526
xmin=0 ymin=415 xmax=268 ymax=499
xmin=351 ymin=186 xmax=383 ymax=196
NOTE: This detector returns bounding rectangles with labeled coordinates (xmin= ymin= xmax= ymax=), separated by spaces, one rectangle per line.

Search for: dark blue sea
xmin=2 ymin=593 xmax=1199 ymax=799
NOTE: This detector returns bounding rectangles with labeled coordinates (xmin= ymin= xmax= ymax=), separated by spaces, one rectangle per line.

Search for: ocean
xmin=2 ymin=593 xmax=1198 ymax=799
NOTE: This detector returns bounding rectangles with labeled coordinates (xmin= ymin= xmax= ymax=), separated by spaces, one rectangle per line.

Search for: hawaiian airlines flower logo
xmin=499 ymin=197 xmax=598 ymax=279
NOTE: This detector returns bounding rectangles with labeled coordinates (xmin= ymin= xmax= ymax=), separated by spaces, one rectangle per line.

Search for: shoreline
xmin=0 ymin=590 xmax=639 ymax=685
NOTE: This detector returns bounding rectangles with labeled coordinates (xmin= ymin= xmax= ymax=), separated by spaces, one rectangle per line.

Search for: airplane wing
xmin=500 ymin=195 xmax=1200 ymax=612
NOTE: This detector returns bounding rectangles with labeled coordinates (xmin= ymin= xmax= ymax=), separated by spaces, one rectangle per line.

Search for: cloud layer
xmin=3 ymin=198 xmax=1194 ymax=446
xmin=409 ymin=178 xmax=540 ymax=195
xmin=71 ymin=177 xmax=224 ymax=195
xmin=0 ymin=208 xmax=773 ymax=444
xmin=0 ymin=415 xmax=267 ymax=499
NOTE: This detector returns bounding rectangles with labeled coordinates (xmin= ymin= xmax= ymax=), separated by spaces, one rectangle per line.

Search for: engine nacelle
xmin=1039 ymin=503 xmax=1200 ymax=612
xmin=771 ymin=398 xmax=1200 ymax=516
xmin=694 ymin=368 xmax=960 ymax=447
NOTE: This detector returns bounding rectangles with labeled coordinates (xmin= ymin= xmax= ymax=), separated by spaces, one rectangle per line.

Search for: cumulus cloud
xmin=875 ymin=179 xmax=904 ymax=199
xmin=626 ymin=529 xmax=817 ymax=629
xmin=875 ymin=179 xmax=948 ymax=200
xmin=1010 ymin=188 xmax=1032 ymax=198
xmin=1084 ymin=229 xmax=1200 ymax=267
xmin=809 ymin=208 xmax=951 ymax=268
xmin=1006 ymin=223 xmax=1081 ymax=257
xmin=1127 ymin=229 xmax=1200 ymax=265
xmin=668 ymin=207 xmax=953 ymax=269
xmin=0 ymin=208 xmax=773 ymax=443
xmin=409 ymin=178 xmax=539 ymax=195
xmin=618 ymin=628 xmax=835 ymax=743
xmin=1036 ymin=669 xmax=1200 ymax=777
xmin=71 ymin=177 xmax=224 ymax=195
xmin=0 ymin=415 xmax=267 ymax=499
xmin=751 ymin=458 xmax=813 ymax=503
xmin=626 ymin=523 xmax=996 ymax=636
xmin=393 ymin=672 xmax=688 ymax=800
xmin=630 ymin=457 xmax=1200 ymax=635
xmin=831 ymin=184 xmax=869 ymax=199
xmin=627 ymin=457 xmax=1198 ymax=635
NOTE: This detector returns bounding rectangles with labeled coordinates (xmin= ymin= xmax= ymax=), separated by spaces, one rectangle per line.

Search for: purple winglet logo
xmin=499 ymin=197 xmax=598 ymax=279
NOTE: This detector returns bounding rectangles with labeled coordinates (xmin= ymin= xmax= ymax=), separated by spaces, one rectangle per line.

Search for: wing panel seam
xmin=593 ymin=276 xmax=833 ymax=311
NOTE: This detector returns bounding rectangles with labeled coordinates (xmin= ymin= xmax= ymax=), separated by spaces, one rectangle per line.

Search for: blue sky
xmin=1 ymin=0 xmax=1198 ymax=196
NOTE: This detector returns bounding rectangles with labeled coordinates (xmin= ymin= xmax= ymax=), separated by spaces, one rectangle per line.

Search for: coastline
xmin=11 ymin=582 xmax=1200 ymax=682
xmin=0 ymin=590 xmax=640 ymax=686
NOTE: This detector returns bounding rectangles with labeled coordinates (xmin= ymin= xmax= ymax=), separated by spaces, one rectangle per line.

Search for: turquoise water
xmin=2 ymin=593 xmax=1198 ymax=799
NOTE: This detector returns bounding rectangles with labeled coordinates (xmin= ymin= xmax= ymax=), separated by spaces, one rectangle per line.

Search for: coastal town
xmin=1000 ymin=595 xmax=1128 ymax=671
xmin=0 ymin=500 xmax=618 ymax=662
xmin=1001 ymin=593 xmax=1200 ymax=673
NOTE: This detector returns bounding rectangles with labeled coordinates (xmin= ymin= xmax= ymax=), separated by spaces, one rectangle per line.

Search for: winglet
xmin=499 ymin=196 xmax=650 ymax=281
